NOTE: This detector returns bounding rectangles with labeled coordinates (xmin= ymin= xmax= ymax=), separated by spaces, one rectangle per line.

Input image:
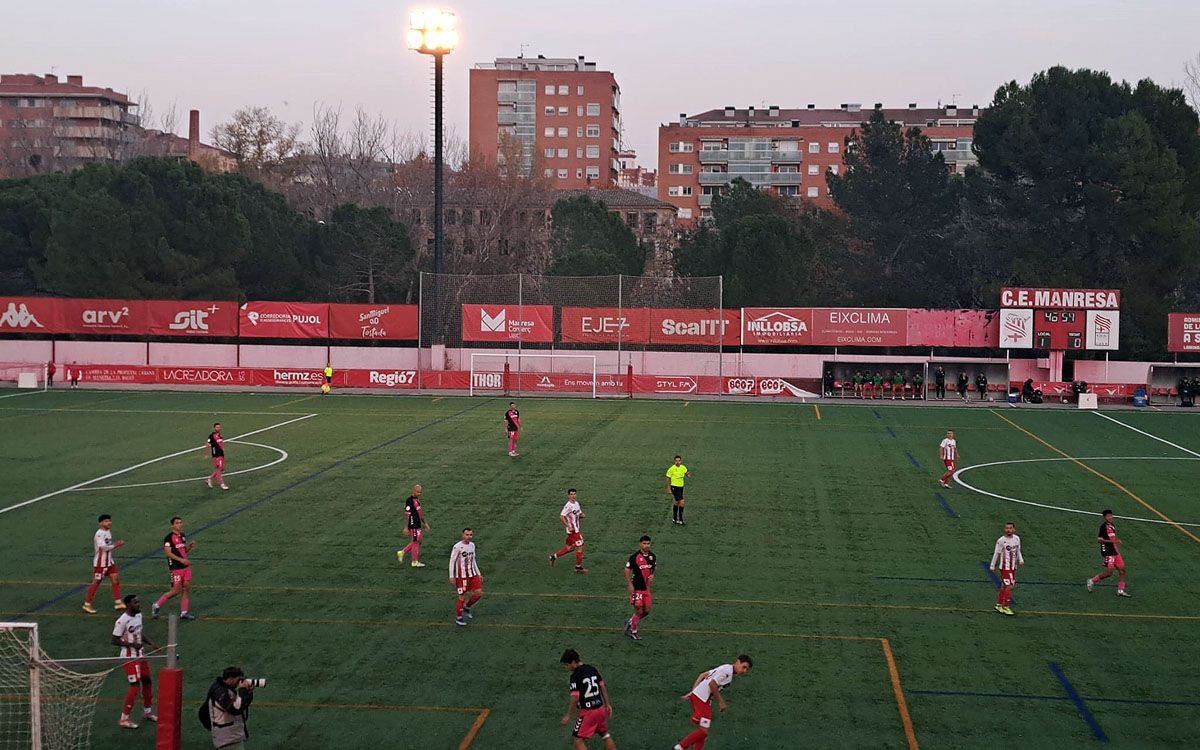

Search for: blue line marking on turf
xmin=935 ymin=492 xmax=958 ymax=518
xmin=909 ymin=688 xmax=1200 ymax=708
xmin=1049 ymin=662 xmax=1108 ymax=743
xmin=872 ymin=409 xmax=882 ymax=419
xmin=15 ymin=399 xmax=493 ymax=618
xmin=905 ymin=451 xmax=921 ymax=469
xmin=884 ymin=426 xmax=897 ymax=438
xmin=980 ymin=561 xmax=1002 ymax=589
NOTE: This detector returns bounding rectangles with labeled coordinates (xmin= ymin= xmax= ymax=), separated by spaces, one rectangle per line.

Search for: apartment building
xmin=469 ymin=55 xmax=622 ymax=188
xmin=658 ymin=103 xmax=981 ymax=222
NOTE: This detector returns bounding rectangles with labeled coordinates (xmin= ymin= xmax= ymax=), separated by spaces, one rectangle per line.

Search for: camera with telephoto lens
xmin=242 ymin=678 xmax=267 ymax=688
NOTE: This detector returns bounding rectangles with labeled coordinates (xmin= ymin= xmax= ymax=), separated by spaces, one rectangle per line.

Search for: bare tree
xmin=1185 ymin=51 xmax=1200 ymax=112
xmin=211 ymin=105 xmax=302 ymax=172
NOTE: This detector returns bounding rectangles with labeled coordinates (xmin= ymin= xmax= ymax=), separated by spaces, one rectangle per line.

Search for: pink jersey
xmin=449 ymin=541 xmax=480 ymax=578
xmin=93 ymin=528 xmax=116 ymax=568
xmin=939 ymin=438 xmax=958 ymax=461
xmin=561 ymin=500 xmax=583 ymax=534
xmin=990 ymin=534 xmax=1023 ymax=569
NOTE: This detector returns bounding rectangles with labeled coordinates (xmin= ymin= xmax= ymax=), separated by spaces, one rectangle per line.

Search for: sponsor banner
xmin=158 ymin=367 xmax=250 ymax=385
xmin=723 ymin=376 xmax=822 ymax=398
xmin=0 ymin=297 xmax=60 ymax=333
xmin=1085 ymin=310 xmax=1120 ymax=351
xmin=742 ymin=308 xmax=814 ymax=346
xmin=146 ymin=300 xmax=239 ymax=337
xmin=239 ymin=302 xmax=328 ymax=339
xmin=810 ymin=308 xmax=908 ymax=347
xmin=462 ymin=304 xmax=554 ymax=342
xmin=328 ymin=304 xmax=419 ymax=341
xmin=251 ymin=368 xmax=327 ymax=387
xmin=56 ymin=299 xmax=148 ymax=335
xmin=513 ymin=371 xmax=627 ymax=393
xmin=560 ymin=307 xmax=652 ymax=344
xmin=999 ymin=309 xmax=1034 ymax=349
xmin=342 ymin=369 xmax=420 ymax=388
xmin=631 ymin=374 xmax=699 ymax=395
xmin=1020 ymin=381 xmax=1136 ymax=398
xmin=1000 ymin=288 xmax=1120 ymax=310
xmin=649 ymin=309 xmax=740 ymax=346
xmin=1168 ymin=313 xmax=1200 ymax=353
xmin=75 ymin=365 xmax=157 ymax=384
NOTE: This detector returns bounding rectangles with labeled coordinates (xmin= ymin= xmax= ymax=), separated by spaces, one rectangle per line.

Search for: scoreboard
xmin=1034 ymin=309 xmax=1084 ymax=350
xmin=999 ymin=288 xmax=1120 ymax=351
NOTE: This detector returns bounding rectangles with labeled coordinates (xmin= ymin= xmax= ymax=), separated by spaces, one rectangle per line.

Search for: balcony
xmin=697 ymin=149 xmax=728 ymax=163
xmin=698 ymin=194 xmax=713 ymax=207
xmin=772 ymin=150 xmax=802 ymax=163
xmin=698 ymin=172 xmax=730 ymax=186
xmin=497 ymin=110 xmax=519 ymax=125
xmin=699 ymin=171 xmax=804 ymax=186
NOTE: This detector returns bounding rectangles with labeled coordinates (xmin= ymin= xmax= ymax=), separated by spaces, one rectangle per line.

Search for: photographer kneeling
xmin=205 ymin=666 xmax=261 ymax=748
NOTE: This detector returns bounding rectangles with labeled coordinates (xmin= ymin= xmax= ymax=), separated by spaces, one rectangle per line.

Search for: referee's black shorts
xmin=670 ymin=486 xmax=684 ymax=502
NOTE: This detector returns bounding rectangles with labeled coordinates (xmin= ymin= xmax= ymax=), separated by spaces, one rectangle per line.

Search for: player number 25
xmin=583 ymin=676 xmax=600 ymax=698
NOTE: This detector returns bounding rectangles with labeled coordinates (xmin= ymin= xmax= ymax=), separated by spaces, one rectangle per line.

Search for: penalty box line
xmin=0 ymin=413 xmax=318 ymax=516
xmin=990 ymin=411 xmax=1200 ymax=545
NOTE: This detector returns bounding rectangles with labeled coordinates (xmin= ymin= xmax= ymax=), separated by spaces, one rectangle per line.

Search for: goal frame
xmin=0 ymin=622 xmax=41 ymax=750
xmin=0 ymin=363 xmax=48 ymax=391
xmin=469 ymin=353 xmax=598 ymax=398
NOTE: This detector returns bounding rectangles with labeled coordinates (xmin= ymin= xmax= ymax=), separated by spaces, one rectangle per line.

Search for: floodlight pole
xmin=433 ymin=51 xmax=445 ymax=279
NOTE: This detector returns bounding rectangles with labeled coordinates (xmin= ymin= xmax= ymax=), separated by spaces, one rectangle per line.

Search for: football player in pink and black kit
xmin=503 ymin=402 xmax=521 ymax=456
xmin=397 ymin=484 xmax=430 ymax=568
xmin=1087 ymin=509 xmax=1131 ymax=596
xmin=623 ymin=535 xmax=655 ymax=641
xmin=560 ymin=648 xmax=616 ymax=750
xmin=152 ymin=516 xmax=196 ymax=620
xmin=207 ymin=422 xmax=228 ymax=490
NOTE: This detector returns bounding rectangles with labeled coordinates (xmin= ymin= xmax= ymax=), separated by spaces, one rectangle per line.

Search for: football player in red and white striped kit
xmin=449 ymin=528 xmax=483 ymax=626
xmin=989 ymin=522 xmax=1024 ymax=616
xmin=549 ymin=489 xmax=588 ymax=573
xmin=83 ymin=513 xmax=125 ymax=614
xmin=938 ymin=430 xmax=958 ymax=488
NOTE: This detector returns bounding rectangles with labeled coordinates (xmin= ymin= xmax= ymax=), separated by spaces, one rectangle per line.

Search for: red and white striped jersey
xmin=93 ymin=529 xmax=116 ymax=568
xmin=990 ymin=534 xmax=1023 ymax=569
xmin=449 ymin=541 xmax=480 ymax=579
xmin=939 ymin=438 xmax=958 ymax=461
xmin=112 ymin=612 xmax=144 ymax=659
xmin=560 ymin=500 xmax=583 ymax=534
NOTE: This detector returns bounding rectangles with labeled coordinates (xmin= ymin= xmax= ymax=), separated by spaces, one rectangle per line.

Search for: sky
xmin=5 ymin=0 xmax=1199 ymax=167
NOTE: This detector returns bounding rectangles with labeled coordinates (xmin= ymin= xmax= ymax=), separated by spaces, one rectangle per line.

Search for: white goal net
xmin=470 ymin=353 xmax=598 ymax=398
xmin=0 ymin=623 xmax=112 ymax=750
xmin=0 ymin=363 xmax=48 ymax=391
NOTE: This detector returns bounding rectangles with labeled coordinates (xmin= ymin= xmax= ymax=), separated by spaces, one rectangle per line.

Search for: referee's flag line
xmin=991 ymin=411 xmax=1200 ymax=545
xmin=0 ymin=413 xmax=317 ymax=516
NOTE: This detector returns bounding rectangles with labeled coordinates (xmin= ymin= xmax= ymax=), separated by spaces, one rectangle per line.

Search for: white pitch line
xmin=0 ymin=389 xmax=45 ymax=401
xmin=0 ymin=414 xmax=316 ymax=515
xmin=953 ymin=456 xmax=1200 ymax=527
xmin=1094 ymin=412 xmax=1200 ymax=458
xmin=70 ymin=441 xmax=289 ymax=492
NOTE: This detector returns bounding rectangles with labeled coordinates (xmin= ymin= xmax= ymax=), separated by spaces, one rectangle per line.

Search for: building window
xmin=544 ymin=127 xmax=554 ymax=137
xmin=828 ymin=164 xmax=839 ymax=175
xmin=576 ymin=105 xmax=583 ymax=117
xmin=829 ymin=142 xmax=840 ymax=153
xmin=558 ymin=85 xmax=569 ymax=95
xmin=576 ymin=85 xmax=584 ymax=96
xmin=445 ymin=209 xmax=457 ymax=225
xmin=576 ymin=126 xmax=583 ymax=137
xmin=586 ymin=103 xmax=601 ymax=116
xmin=807 ymin=164 xmax=819 ymax=175
xmin=545 ymin=85 xmax=555 ymax=95
xmin=544 ymin=168 xmax=553 ymax=177
xmin=557 ymin=148 xmax=568 ymax=158
xmin=779 ymin=185 xmax=799 ymax=197
xmin=586 ymin=165 xmax=600 ymax=180
xmin=778 ymin=165 xmax=798 ymax=173
xmin=678 ymin=208 xmax=693 ymax=219
xmin=807 ymin=186 xmax=819 ymax=198
xmin=808 ymin=142 xmax=820 ymax=153
xmin=498 ymin=81 xmax=517 ymax=93
xmin=544 ymin=147 xmax=555 ymax=157
xmin=576 ymin=147 xmax=583 ymax=158
xmin=558 ymin=127 xmax=568 ymax=137
xmin=577 ymin=168 xmax=584 ymax=179
xmin=667 ymin=163 xmax=692 ymax=174
xmin=558 ymin=106 xmax=568 ymax=115
xmin=544 ymin=106 xmax=555 ymax=116
xmin=626 ymin=212 xmax=639 ymax=227
xmin=558 ymin=168 xmax=568 ymax=178
xmin=586 ymin=124 xmax=600 ymax=138
xmin=667 ymin=186 xmax=693 ymax=197
xmin=586 ymin=145 xmax=601 ymax=158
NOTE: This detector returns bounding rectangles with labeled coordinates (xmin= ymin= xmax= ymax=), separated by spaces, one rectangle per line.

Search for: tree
xmin=546 ymin=195 xmax=645 ymax=277
xmin=827 ymin=110 xmax=962 ymax=306
xmin=211 ymin=106 xmax=302 ymax=173
xmin=320 ymin=203 xmax=413 ymax=303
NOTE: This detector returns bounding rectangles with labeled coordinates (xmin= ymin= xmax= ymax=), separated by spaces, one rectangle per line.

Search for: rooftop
xmin=474 ymin=55 xmax=604 ymax=73
xmin=0 ymin=73 xmax=132 ymax=104
xmin=675 ymin=103 xmax=982 ymax=128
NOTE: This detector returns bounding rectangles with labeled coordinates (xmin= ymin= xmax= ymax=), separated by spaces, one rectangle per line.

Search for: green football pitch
xmin=2 ymin=388 xmax=1199 ymax=749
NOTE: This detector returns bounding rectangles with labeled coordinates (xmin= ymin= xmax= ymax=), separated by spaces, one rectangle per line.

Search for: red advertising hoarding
xmin=0 ymin=297 xmax=61 ymax=334
xmin=560 ymin=307 xmax=652 ymax=344
xmin=649 ymin=308 xmax=739 ymax=346
xmin=328 ymin=304 xmax=419 ymax=341
xmin=810 ymin=308 xmax=908 ymax=347
xmin=238 ymin=302 xmax=328 ymax=339
xmin=742 ymin=308 xmax=814 ymax=346
xmin=1168 ymin=313 xmax=1200 ymax=353
xmin=1000 ymin=288 xmax=1120 ymax=309
xmin=56 ymin=299 xmax=148 ymax=335
xmin=461 ymin=304 xmax=554 ymax=342
xmin=146 ymin=301 xmax=239 ymax=337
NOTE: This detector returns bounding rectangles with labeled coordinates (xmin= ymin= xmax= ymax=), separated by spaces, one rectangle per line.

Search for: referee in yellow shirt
xmin=665 ymin=455 xmax=693 ymax=525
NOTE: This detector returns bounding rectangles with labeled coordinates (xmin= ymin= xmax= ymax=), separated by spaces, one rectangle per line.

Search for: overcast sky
xmin=5 ymin=0 xmax=1199 ymax=165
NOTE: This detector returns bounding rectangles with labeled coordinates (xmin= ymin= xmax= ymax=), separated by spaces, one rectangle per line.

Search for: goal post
xmin=469 ymin=353 xmax=598 ymax=398
xmin=0 ymin=363 xmax=48 ymax=391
